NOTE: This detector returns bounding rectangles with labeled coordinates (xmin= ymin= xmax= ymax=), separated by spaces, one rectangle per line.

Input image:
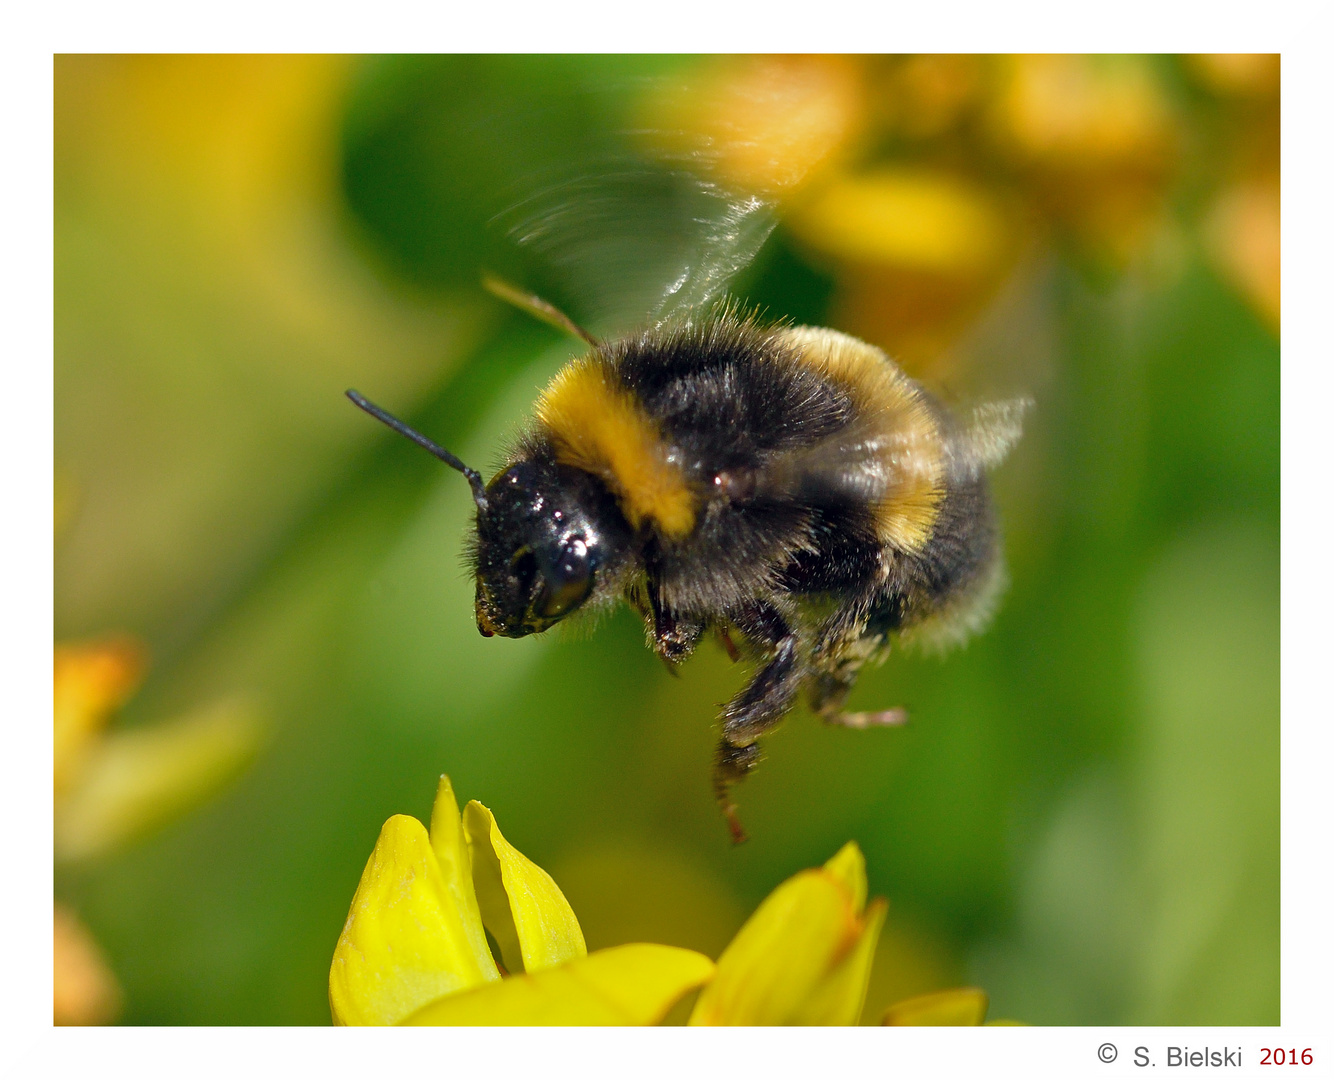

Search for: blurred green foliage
xmin=55 ymin=55 xmax=1278 ymax=1025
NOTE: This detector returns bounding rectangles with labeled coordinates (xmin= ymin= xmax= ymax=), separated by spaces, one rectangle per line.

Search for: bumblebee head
xmin=344 ymin=390 xmax=628 ymax=640
xmin=472 ymin=459 xmax=627 ymax=637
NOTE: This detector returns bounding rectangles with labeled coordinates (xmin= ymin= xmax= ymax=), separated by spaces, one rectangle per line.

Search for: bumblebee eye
xmin=510 ymin=548 xmax=539 ymax=597
xmin=533 ymin=537 xmax=593 ymax=619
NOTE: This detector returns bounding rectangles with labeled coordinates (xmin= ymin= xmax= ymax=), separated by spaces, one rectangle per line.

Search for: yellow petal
xmin=54 ymin=638 xmax=145 ymax=797
xmin=787 ymin=168 xmax=1010 ymax=277
xmin=54 ymin=903 xmax=122 ymax=1026
xmin=427 ymin=776 xmax=493 ymax=976
xmin=1204 ymin=178 xmax=1280 ymax=332
xmin=790 ymin=897 xmax=887 ymax=1025
xmin=463 ymin=800 xmax=586 ymax=974
xmin=402 ymin=944 xmax=714 ymax=1026
xmin=822 ymin=840 xmax=868 ymax=913
xmin=689 ymin=866 xmax=860 ymax=1025
xmin=55 ymin=699 xmax=263 ymax=861
xmin=329 ymin=814 xmax=500 ymax=1025
xmin=882 ymin=986 xmax=989 ymax=1026
xmin=991 ymin=55 xmax=1172 ymax=168
xmin=1187 ymin=54 xmax=1280 ymax=99
xmin=641 ymin=55 xmax=865 ymax=198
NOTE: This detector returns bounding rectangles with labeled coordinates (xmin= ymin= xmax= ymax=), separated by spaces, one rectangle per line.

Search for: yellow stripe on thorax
xmin=778 ymin=327 xmax=944 ymax=553
xmin=536 ymin=357 xmax=696 ymax=537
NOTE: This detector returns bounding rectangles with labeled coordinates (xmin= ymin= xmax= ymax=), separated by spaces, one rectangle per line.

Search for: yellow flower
xmin=694 ymin=850 xmax=1021 ymax=1025
xmin=785 ymin=167 xmax=1016 ymax=368
xmin=688 ymin=841 xmax=885 ymax=1025
xmin=329 ymin=775 xmax=715 ymax=1025
xmin=332 ymin=776 xmax=1007 ymax=1026
xmin=882 ymin=986 xmax=989 ymax=1025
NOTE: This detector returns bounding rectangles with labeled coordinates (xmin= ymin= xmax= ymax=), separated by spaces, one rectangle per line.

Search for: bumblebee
xmin=349 ymin=282 xmax=1025 ymax=842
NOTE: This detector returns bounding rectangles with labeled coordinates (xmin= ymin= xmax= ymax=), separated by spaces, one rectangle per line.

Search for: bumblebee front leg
xmin=713 ymin=602 xmax=800 ymax=843
xmin=645 ymin=576 xmax=704 ymax=667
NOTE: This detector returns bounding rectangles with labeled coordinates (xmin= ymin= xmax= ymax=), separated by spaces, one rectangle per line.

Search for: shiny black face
xmin=472 ymin=460 xmax=628 ymax=638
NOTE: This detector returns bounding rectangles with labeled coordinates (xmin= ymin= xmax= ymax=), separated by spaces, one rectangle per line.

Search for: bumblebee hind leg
xmin=713 ymin=742 xmax=762 ymax=844
xmin=817 ymin=685 xmax=908 ymax=729
xmin=712 ymin=601 xmax=802 ymax=843
xmin=809 ymin=621 xmax=909 ymax=730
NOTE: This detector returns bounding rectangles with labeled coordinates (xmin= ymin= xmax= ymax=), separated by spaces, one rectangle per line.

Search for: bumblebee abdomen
xmin=879 ymin=471 xmax=1000 ymax=633
xmin=775 ymin=326 xmax=947 ymax=557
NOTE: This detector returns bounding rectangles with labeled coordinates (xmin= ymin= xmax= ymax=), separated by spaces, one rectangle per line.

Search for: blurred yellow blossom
xmin=987 ymin=54 xmax=1178 ymax=267
xmin=54 ymin=638 xmax=145 ymax=800
xmin=1186 ymin=54 xmax=1280 ymax=99
xmin=54 ymin=902 xmax=122 ymax=1026
xmin=1205 ymin=178 xmax=1280 ymax=331
xmin=53 ymin=638 xmax=263 ymax=1023
xmin=333 ymin=778 xmax=998 ymax=1025
xmin=650 ymin=54 xmax=1282 ymax=373
xmin=786 ymin=166 xmax=1016 ymax=366
xmin=990 ymin=55 xmax=1174 ymax=173
xmin=54 ymin=639 xmax=263 ymax=861
xmin=789 ymin=167 xmax=1010 ymax=277
xmin=644 ymin=55 xmax=866 ymax=200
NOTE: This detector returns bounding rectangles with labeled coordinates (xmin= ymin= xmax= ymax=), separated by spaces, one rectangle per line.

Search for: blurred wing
xmin=494 ymin=162 xmax=776 ymax=333
xmin=646 ymin=182 xmax=777 ymax=323
xmin=945 ymin=398 xmax=1032 ymax=480
xmin=754 ymin=398 xmax=1031 ymax=510
xmin=753 ymin=411 xmax=938 ymax=509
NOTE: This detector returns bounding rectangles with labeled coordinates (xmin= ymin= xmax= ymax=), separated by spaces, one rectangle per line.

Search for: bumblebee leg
xmin=713 ymin=741 xmax=761 ymax=844
xmin=811 ymin=667 xmax=908 ymax=729
xmin=822 ymin=700 xmax=909 ymax=729
xmin=723 ymin=603 xmax=800 ymax=738
xmin=646 ymin=576 xmax=703 ymax=666
xmin=712 ymin=603 xmax=800 ymax=842
xmin=810 ymin=626 xmax=908 ymax=729
xmin=813 ymin=676 xmax=909 ymax=726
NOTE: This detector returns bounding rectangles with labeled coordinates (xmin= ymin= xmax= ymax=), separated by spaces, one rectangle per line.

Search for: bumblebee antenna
xmin=482 ymin=273 xmax=600 ymax=347
xmin=345 ymin=390 xmax=487 ymax=510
